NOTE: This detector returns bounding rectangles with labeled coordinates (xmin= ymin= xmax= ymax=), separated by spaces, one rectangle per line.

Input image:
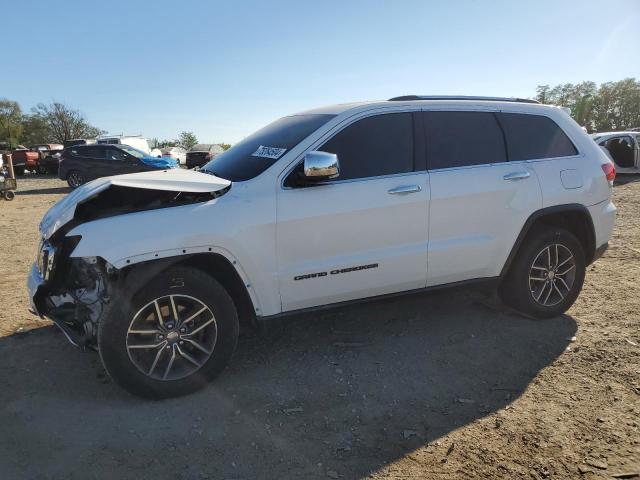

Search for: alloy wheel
xmin=68 ymin=172 xmax=83 ymax=188
xmin=528 ymin=243 xmax=576 ymax=307
xmin=126 ymin=294 xmax=218 ymax=381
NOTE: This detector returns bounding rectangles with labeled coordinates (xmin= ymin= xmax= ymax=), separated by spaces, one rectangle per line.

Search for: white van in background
xmin=96 ymin=135 xmax=162 ymax=157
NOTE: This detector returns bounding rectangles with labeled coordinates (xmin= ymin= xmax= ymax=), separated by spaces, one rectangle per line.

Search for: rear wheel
xmin=2 ymin=191 xmax=15 ymax=201
xmin=98 ymin=266 xmax=239 ymax=399
xmin=66 ymin=170 xmax=85 ymax=188
xmin=501 ymin=227 xmax=586 ymax=318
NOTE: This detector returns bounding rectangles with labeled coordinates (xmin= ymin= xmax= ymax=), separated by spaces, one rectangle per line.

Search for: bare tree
xmin=31 ymin=102 xmax=103 ymax=143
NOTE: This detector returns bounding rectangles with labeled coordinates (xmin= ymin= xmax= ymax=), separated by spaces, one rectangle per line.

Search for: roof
xmin=295 ymin=96 xmax=552 ymax=117
xmin=593 ymin=131 xmax=639 ymax=137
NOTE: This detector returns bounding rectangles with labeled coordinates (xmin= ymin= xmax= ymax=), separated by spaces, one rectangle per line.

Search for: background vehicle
xmin=185 ymin=143 xmax=224 ymax=169
xmin=30 ymin=144 xmax=64 ymax=174
xmin=97 ymin=134 xmax=161 ymax=156
xmin=161 ymin=146 xmax=187 ymax=165
xmin=10 ymin=146 xmax=38 ymax=175
xmin=29 ymin=97 xmax=616 ymax=398
xmin=63 ymin=139 xmax=96 ymax=148
xmin=592 ymin=132 xmax=640 ymax=173
xmin=58 ymin=143 xmax=178 ymax=188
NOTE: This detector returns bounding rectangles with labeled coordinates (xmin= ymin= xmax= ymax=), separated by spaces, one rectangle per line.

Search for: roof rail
xmin=388 ymin=95 xmax=539 ymax=104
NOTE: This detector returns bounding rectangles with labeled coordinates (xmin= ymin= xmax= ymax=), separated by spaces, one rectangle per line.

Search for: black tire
xmin=500 ymin=226 xmax=586 ymax=318
xmin=2 ymin=190 xmax=15 ymax=201
xmin=66 ymin=170 xmax=85 ymax=188
xmin=98 ymin=266 xmax=239 ymax=399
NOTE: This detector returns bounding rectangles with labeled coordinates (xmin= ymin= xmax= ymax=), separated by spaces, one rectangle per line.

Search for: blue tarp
xmin=139 ymin=156 xmax=178 ymax=169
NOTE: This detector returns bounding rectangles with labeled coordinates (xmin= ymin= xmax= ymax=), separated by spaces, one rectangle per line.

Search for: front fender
xmin=66 ymin=201 xmax=278 ymax=315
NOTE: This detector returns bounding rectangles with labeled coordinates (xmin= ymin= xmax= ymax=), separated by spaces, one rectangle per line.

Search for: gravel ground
xmin=0 ymin=175 xmax=638 ymax=479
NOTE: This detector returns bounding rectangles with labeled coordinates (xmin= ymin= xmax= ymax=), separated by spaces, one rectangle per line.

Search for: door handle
xmin=387 ymin=185 xmax=421 ymax=195
xmin=503 ymin=171 xmax=531 ymax=181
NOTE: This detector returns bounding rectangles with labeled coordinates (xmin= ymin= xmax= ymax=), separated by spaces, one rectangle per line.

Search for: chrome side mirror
xmin=303 ymin=151 xmax=339 ymax=180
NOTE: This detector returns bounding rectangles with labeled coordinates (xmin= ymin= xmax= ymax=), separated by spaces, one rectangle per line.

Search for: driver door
xmin=276 ymin=112 xmax=429 ymax=312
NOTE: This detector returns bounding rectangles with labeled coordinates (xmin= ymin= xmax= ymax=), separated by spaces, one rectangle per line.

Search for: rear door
xmin=82 ymin=146 xmax=108 ymax=179
xmin=276 ymin=111 xmax=429 ymax=311
xmin=423 ymin=110 xmax=542 ymax=286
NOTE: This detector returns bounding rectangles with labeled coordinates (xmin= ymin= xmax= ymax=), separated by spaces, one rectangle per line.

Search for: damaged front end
xmin=31 ymin=245 xmax=114 ymax=349
xmin=29 ymin=169 xmax=232 ymax=349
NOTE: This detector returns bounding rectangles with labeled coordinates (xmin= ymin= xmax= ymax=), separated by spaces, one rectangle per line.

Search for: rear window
xmin=497 ymin=113 xmax=578 ymax=161
xmin=191 ymin=144 xmax=214 ymax=152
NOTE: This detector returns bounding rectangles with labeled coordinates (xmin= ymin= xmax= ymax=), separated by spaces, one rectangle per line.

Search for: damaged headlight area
xmin=34 ymin=236 xmax=116 ymax=349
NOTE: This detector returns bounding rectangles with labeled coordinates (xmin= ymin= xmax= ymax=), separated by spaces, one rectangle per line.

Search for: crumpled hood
xmin=40 ymin=169 xmax=231 ymax=239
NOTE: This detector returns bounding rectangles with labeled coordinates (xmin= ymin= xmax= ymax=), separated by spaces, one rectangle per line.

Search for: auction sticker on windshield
xmin=251 ymin=145 xmax=287 ymax=160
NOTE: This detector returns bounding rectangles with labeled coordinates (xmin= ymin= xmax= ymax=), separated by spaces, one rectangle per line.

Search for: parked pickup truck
xmin=31 ymin=144 xmax=64 ymax=174
xmin=28 ymin=95 xmax=616 ymax=399
xmin=11 ymin=147 xmax=39 ymax=175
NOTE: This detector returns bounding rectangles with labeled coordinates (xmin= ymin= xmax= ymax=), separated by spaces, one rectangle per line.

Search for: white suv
xmin=28 ymin=96 xmax=616 ymax=398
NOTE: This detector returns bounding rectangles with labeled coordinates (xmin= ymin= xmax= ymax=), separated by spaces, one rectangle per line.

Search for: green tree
xmin=535 ymin=78 xmax=639 ymax=132
xmin=178 ymin=131 xmax=198 ymax=150
xmin=0 ymin=98 xmax=23 ymax=147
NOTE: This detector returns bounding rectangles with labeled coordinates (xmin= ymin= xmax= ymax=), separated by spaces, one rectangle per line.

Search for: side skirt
xmin=258 ymin=277 xmax=500 ymax=322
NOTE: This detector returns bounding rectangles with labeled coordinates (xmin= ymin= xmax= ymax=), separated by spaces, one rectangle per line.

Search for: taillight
xmin=601 ymin=162 xmax=615 ymax=184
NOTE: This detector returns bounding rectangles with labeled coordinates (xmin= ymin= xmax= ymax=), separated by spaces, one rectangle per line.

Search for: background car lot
xmin=0 ymin=175 xmax=638 ymax=479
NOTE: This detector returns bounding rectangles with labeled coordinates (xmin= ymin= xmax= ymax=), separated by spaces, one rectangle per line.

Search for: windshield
xmin=201 ymin=114 xmax=335 ymax=181
xmin=118 ymin=144 xmax=147 ymax=159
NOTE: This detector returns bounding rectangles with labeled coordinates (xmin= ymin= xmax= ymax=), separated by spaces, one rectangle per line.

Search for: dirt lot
xmin=0 ymin=175 xmax=638 ymax=480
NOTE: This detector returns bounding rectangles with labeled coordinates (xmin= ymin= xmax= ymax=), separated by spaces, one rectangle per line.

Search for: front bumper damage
xmin=28 ymin=252 xmax=114 ymax=349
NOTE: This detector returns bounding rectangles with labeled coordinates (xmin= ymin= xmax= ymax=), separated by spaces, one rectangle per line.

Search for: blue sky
xmin=3 ymin=0 xmax=639 ymax=143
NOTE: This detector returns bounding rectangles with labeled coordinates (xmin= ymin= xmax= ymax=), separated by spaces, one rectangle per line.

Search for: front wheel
xmin=98 ymin=266 xmax=239 ymax=399
xmin=2 ymin=190 xmax=15 ymax=201
xmin=66 ymin=170 xmax=85 ymax=188
xmin=501 ymin=227 xmax=586 ymax=318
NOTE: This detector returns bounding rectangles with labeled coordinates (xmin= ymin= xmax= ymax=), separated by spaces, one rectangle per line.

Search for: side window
xmin=84 ymin=147 xmax=105 ymax=159
xmin=319 ymin=113 xmax=413 ymax=181
xmin=497 ymin=113 xmax=577 ymax=161
xmin=106 ymin=148 xmax=128 ymax=161
xmin=424 ymin=111 xmax=506 ymax=170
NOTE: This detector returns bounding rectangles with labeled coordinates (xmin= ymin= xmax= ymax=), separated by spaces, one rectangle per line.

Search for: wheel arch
xmin=118 ymin=252 xmax=257 ymax=331
xmin=501 ymin=204 xmax=596 ymax=277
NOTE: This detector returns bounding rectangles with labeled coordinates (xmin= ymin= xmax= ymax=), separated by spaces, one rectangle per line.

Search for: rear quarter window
xmin=497 ymin=113 xmax=578 ymax=161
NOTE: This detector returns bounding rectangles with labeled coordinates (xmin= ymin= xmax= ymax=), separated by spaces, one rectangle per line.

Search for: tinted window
xmin=83 ymin=146 xmax=105 ymax=159
xmin=497 ymin=113 xmax=577 ymax=161
xmin=202 ymin=114 xmax=335 ymax=182
xmin=106 ymin=148 xmax=128 ymax=161
xmin=319 ymin=113 xmax=413 ymax=180
xmin=424 ymin=111 xmax=506 ymax=170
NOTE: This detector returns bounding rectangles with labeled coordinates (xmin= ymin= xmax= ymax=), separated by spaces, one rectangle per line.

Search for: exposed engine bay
xmin=74 ymin=185 xmax=228 ymax=224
